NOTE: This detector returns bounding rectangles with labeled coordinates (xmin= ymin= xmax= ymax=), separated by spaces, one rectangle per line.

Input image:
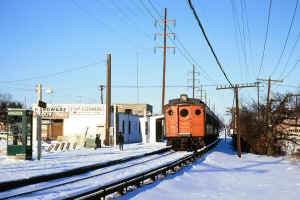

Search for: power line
xmin=282 ymin=57 xmax=300 ymax=80
xmin=273 ymin=83 xmax=300 ymax=88
xmin=98 ymin=84 xmax=218 ymax=88
xmin=71 ymin=0 xmax=143 ymax=51
xmin=140 ymin=0 xmax=217 ymax=84
xmin=271 ymin=0 xmax=299 ymax=77
xmin=0 ymin=61 xmax=102 ymax=84
xmin=99 ymin=0 xmax=153 ymax=41
xmin=71 ymin=0 xmax=114 ymax=32
xmin=230 ymin=0 xmax=245 ymax=82
xmin=230 ymin=0 xmax=247 ymax=82
xmin=257 ymin=0 xmax=273 ymax=77
xmin=187 ymin=0 xmax=233 ymax=87
xmin=280 ymin=30 xmax=300 ymax=78
xmin=239 ymin=0 xmax=251 ymax=81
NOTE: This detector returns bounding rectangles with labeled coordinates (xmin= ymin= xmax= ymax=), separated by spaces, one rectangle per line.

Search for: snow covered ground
xmin=119 ymin=135 xmax=300 ymax=200
xmin=1 ymin=134 xmax=300 ymax=200
xmin=0 ymin=142 xmax=167 ymax=183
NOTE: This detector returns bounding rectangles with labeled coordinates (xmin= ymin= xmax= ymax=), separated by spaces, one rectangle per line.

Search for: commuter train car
xmin=165 ymin=94 xmax=222 ymax=151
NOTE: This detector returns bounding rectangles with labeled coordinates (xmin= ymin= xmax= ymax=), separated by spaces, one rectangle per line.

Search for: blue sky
xmin=1 ymin=0 xmax=300 ymax=122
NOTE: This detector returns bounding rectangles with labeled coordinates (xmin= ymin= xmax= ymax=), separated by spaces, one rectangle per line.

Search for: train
xmin=165 ymin=94 xmax=223 ymax=151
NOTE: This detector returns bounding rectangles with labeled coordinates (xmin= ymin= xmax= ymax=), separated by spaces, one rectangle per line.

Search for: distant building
xmin=114 ymin=104 xmax=152 ymax=116
xmin=275 ymin=119 xmax=300 ymax=154
xmin=32 ymin=104 xmax=142 ymax=147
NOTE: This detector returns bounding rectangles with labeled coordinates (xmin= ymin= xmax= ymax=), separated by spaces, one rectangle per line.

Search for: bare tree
xmin=0 ymin=93 xmax=23 ymax=125
xmin=238 ymin=92 xmax=300 ymax=156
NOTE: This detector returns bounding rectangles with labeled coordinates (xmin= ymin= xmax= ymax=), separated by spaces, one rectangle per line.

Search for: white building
xmin=139 ymin=115 xmax=164 ymax=144
xmin=32 ymin=104 xmax=142 ymax=147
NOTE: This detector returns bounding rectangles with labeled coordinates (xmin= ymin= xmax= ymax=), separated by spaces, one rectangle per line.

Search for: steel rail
xmin=0 ymin=146 xmax=172 ymax=192
xmin=1 ymin=150 xmax=175 ymax=200
xmin=72 ymin=139 xmax=220 ymax=200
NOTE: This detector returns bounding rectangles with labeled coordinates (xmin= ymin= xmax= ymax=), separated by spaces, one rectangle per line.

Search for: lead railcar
xmin=165 ymin=94 xmax=222 ymax=151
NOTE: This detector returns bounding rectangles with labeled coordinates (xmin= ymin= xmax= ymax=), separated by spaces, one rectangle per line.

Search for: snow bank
xmin=0 ymin=142 xmax=167 ymax=183
xmin=122 ymin=135 xmax=300 ymax=200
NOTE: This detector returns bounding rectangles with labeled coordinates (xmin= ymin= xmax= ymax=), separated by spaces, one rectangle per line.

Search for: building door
xmin=156 ymin=119 xmax=163 ymax=142
xmin=51 ymin=119 xmax=63 ymax=140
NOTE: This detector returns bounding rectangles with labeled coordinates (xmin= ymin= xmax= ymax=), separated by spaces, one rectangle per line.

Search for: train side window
xmin=195 ymin=109 xmax=201 ymax=115
xmin=168 ymin=110 xmax=173 ymax=116
xmin=180 ymin=109 xmax=189 ymax=117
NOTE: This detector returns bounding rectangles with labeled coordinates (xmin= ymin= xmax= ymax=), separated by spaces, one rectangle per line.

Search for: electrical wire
xmin=230 ymin=0 xmax=246 ymax=83
xmin=280 ymin=30 xmax=300 ymax=78
xmin=71 ymin=0 xmax=142 ymax=51
xmin=99 ymin=84 xmax=218 ymax=88
xmin=239 ymin=0 xmax=250 ymax=81
xmin=257 ymin=0 xmax=273 ymax=77
xmin=149 ymin=0 xmax=217 ymax=83
xmin=99 ymin=0 xmax=153 ymax=41
xmin=271 ymin=0 xmax=299 ymax=77
xmin=0 ymin=61 xmax=102 ymax=84
xmin=139 ymin=0 xmax=218 ymax=84
xmin=282 ymin=58 xmax=300 ymax=80
xmin=187 ymin=0 xmax=234 ymax=87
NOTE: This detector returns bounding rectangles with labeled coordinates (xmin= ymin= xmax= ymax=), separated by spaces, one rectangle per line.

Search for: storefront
xmin=32 ymin=104 xmax=142 ymax=147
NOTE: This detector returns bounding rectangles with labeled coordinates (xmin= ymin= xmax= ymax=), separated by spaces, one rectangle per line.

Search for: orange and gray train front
xmin=165 ymin=103 xmax=206 ymax=150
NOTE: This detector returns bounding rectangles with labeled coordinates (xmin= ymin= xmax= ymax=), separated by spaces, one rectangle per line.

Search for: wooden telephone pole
xmin=155 ymin=8 xmax=176 ymax=114
xmin=188 ymin=65 xmax=200 ymax=98
xmin=257 ymin=77 xmax=283 ymax=125
xmin=217 ymin=83 xmax=257 ymax=158
xmin=105 ymin=54 xmax=111 ymax=146
xmin=255 ymin=82 xmax=264 ymax=118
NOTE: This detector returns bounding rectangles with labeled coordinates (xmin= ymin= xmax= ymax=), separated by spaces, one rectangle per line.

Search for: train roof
xmin=166 ymin=95 xmax=205 ymax=106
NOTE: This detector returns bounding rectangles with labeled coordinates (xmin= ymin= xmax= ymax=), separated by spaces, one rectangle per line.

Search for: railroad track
xmin=0 ymin=150 xmax=177 ymax=199
xmin=73 ymin=139 xmax=220 ymax=200
xmin=1 ymin=139 xmax=219 ymax=200
xmin=0 ymin=146 xmax=172 ymax=192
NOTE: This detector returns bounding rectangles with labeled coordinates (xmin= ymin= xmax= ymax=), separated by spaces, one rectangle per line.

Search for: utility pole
xmin=136 ymin=52 xmax=140 ymax=104
xmin=217 ymin=83 xmax=257 ymax=158
xmin=37 ymin=83 xmax=42 ymax=160
xmin=200 ymin=85 xmax=203 ymax=101
xmin=257 ymin=77 xmax=283 ymax=125
xmin=193 ymin=65 xmax=195 ymax=98
xmin=105 ymin=54 xmax=111 ymax=146
xmin=98 ymin=85 xmax=105 ymax=104
xmin=296 ymin=95 xmax=299 ymax=127
xmin=255 ymin=82 xmax=264 ymax=119
xmin=155 ymin=8 xmax=176 ymax=114
xmin=188 ymin=65 xmax=200 ymax=99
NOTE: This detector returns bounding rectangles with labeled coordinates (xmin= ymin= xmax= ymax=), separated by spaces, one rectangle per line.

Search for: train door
xmin=165 ymin=106 xmax=178 ymax=137
xmin=178 ymin=106 xmax=192 ymax=136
